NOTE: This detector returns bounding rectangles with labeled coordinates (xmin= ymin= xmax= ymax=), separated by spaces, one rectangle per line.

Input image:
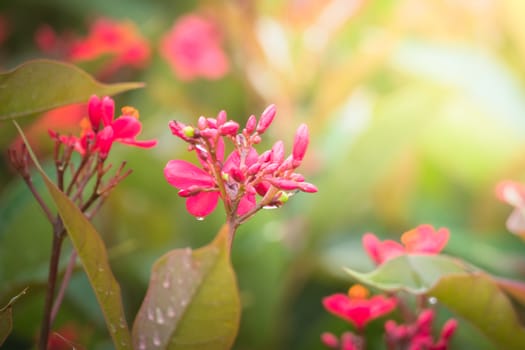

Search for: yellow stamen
xmin=121 ymin=106 xmax=139 ymax=119
xmin=348 ymin=284 xmax=369 ymax=299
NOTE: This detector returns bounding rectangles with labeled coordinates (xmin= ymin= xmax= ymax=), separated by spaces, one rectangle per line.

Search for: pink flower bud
xmin=217 ymin=110 xmax=227 ymax=126
xmin=263 ymin=163 xmax=280 ymax=174
xmin=101 ymin=96 xmax=115 ymax=126
xmin=299 ymin=182 xmax=318 ymax=193
xmin=97 ymin=125 xmax=114 ymax=159
xmin=259 ymin=150 xmax=272 ymax=163
xmin=247 ymin=163 xmax=261 ymax=175
xmin=88 ymin=95 xmax=102 ymax=130
xmin=251 ymin=135 xmax=262 ymax=144
xmin=292 ymin=123 xmax=309 ymax=164
xmin=440 ymin=319 xmax=458 ymax=341
xmin=200 ymin=128 xmax=218 ymax=139
xmin=255 ymin=181 xmax=270 ymax=196
xmin=271 ymin=179 xmax=301 ymax=190
xmin=206 ymin=117 xmax=217 ymax=128
xmin=256 ymin=104 xmax=276 ymax=134
xmin=291 ymin=173 xmax=305 ymax=182
xmin=198 ymin=116 xmax=207 ymax=129
xmin=245 ymin=115 xmax=257 ymax=134
xmin=271 ymin=140 xmax=284 ymax=163
xmin=320 ymin=332 xmax=339 ymax=348
xmin=219 ymin=121 xmax=239 ymax=136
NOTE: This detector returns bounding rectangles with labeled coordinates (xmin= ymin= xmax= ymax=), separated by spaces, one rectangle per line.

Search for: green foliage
xmin=132 ymin=225 xmax=240 ymax=350
xmin=0 ymin=288 xmax=27 ymax=346
xmin=0 ymin=59 xmax=142 ymax=120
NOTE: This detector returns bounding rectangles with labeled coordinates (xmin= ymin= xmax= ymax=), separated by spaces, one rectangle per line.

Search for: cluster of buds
xmin=385 ymin=309 xmax=457 ymax=350
xmin=164 ymin=104 xmax=317 ymax=223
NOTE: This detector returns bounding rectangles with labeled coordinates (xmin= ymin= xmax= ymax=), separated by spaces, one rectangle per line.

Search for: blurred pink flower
xmin=69 ymin=18 xmax=151 ymax=75
xmin=496 ymin=180 xmax=525 ymax=236
xmin=323 ymin=284 xmax=397 ymax=331
xmin=160 ymin=14 xmax=229 ymax=81
xmin=363 ymin=225 xmax=450 ymax=265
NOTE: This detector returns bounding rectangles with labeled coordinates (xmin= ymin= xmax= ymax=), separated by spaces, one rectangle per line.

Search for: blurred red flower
xmin=160 ymin=14 xmax=229 ymax=81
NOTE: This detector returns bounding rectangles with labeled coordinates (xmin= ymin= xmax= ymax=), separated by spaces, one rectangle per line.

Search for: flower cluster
xmin=385 ymin=309 xmax=457 ymax=350
xmin=362 ymin=225 xmax=450 ymax=265
xmin=160 ymin=14 xmax=229 ymax=81
xmin=164 ymin=105 xmax=317 ymax=221
xmin=49 ymin=95 xmax=157 ymax=159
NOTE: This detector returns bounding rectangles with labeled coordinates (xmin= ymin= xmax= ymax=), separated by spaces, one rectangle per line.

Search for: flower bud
xmin=271 ymin=140 xmax=284 ymax=163
xmin=217 ymin=110 xmax=227 ymax=126
xmin=256 ymin=104 xmax=276 ymax=134
xmin=206 ymin=117 xmax=217 ymax=128
xmin=230 ymin=167 xmax=245 ymax=182
xmin=101 ymin=96 xmax=115 ymax=126
xmin=247 ymin=163 xmax=262 ymax=175
xmin=219 ymin=121 xmax=239 ymax=136
xmin=320 ymin=332 xmax=339 ymax=348
xmin=245 ymin=115 xmax=257 ymax=134
xmin=88 ymin=95 xmax=102 ymax=130
xmin=198 ymin=116 xmax=207 ymax=130
xmin=271 ymin=179 xmax=301 ymax=190
xmin=298 ymin=182 xmax=318 ymax=193
xmin=440 ymin=319 xmax=458 ymax=341
xmin=292 ymin=123 xmax=309 ymax=164
xmin=183 ymin=126 xmax=195 ymax=138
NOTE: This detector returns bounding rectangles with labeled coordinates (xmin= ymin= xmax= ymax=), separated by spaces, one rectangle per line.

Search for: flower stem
xmin=38 ymin=217 xmax=65 ymax=350
xmin=50 ymin=249 xmax=77 ymax=324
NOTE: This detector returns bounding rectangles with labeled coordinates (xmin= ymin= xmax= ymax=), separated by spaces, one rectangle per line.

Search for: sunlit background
xmin=2 ymin=0 xmax=525 ymax=349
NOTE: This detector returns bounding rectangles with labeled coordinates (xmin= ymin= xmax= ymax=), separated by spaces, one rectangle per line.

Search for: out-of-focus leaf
xmin=344 ymin=254 xmax=472 ymax=293
xmin=15 ymin=122 xmax=132 ymax=350
xmin=0 ymin=59 xmax=143 ymax=120
xmin=132 ymin=224 xmax=240 ymax=350
xmin=430 ymin=274 xmax=525 ymax=350
xmin=0 ymin=288 xmax=27 ymax=346
xmin=493 ymin=276 xmax=525 ymax=307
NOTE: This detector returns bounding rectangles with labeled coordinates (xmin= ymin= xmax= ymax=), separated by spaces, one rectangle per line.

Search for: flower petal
xmin=111 ymin=116 xmax=141 ymax=139
xmin=164 ymin=160 xmax=214 ymax=189
xmin=186 ymin=191 xmax=219 ymax=217
xmin=237 ymin=192 xmax=256 ymax=216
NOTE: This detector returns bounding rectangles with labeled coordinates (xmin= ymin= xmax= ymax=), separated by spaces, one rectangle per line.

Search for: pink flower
xmin=164 ymin=105 xmax=316 ymax=220
xmin=323 ymin=284 xmax=397 ymax=331
xmin=160 ymin=14 xmax=229 ymax=81
xmin=496 ymin=180 xmax=525 ymax=236
xmin=363 ymin=225 xmax=450 ymax=265
xmin=49 ymin=95 xmax=157 ymax=158
xmin=321 ymin=332 xmax=360 ymax=350
xmin=69 ymin=18 xmax=150 ymax=75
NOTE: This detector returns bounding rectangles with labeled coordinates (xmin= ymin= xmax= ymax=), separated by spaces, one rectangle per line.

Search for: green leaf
xmin=14 ymin=122 xmax=132 ymax=350
xmin=344 ymin=254 xmax=472 ymax=293
xmin=430 ymin=274 xmax=525 ymax=350
xmin=492 ymin=276 xmax=525 ymax=307
xmin=132 ymin=225 xmax=240 ymax=350
xmin=0 ymin=59 xmax=143 ymax=120
xmin=0 ymin=288 xmax=28 ymax=346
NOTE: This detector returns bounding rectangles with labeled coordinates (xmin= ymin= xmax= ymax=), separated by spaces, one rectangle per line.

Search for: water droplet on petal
xmin=262 ymin=205 xmax=279 ymax=210
xmin=428 ymin=296 xmax=437 ymax=305
xmin=156 ymin=307 xmax=165 ymax=325
xmin=162 ymin=277 xmax=171 ymax=289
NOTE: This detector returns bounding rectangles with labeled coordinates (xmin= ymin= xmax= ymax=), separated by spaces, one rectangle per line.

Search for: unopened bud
xmin=440 ymin=319 xmax=458 ymax=341
xmin=101 ymin=96 xmax=115 ymax=126
xmin=206 ymin=117 xmax=217 ymax=128
xmin=299 ymin=182 xmax=318 ymax=193
xmin=320 ymin=332 xmax=339 ymax=348
xmin=88 ymin=95 xmax=102 ymax=130
xmin=198 ymin=116 xmax=207 ymax=130
xmin=247 ymin=163 xmax=262 ymax=175
xmin=272 ymin=179 xmax=301 ymax=190
xmin=256 ymin=104 xmax=276 ymax=134
xmin=292 ymin=123 xmax=309 ymax=163
xmin=245 ymin=115 xmax=257 ymax=134
xmin=271 ymin=140 xmax=284 ymax=163
xmin=219 ymin=121 xmax=239 ymax=136
xmin=217 ymin=110 xmax=227 ymax=126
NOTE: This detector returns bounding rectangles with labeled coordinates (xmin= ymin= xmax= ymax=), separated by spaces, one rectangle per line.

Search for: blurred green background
xmin=2 ymin=0 xmax=525 ymax=349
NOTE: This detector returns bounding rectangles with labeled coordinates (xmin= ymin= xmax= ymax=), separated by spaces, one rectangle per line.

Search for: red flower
xmin=69 ymin=18 xmax=150 ymax=75
xmin=160 ymin=14 xmax=229 ymax=81
xmin=323 ymin=284 xmax=397 ymax=331
xmin=496 ymin=180 xmax=525 ymax=236
xmin=49 ymin=95 xmax=157 ymax=158
xmin=363 ymin=225 xmax=450 ymax=265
